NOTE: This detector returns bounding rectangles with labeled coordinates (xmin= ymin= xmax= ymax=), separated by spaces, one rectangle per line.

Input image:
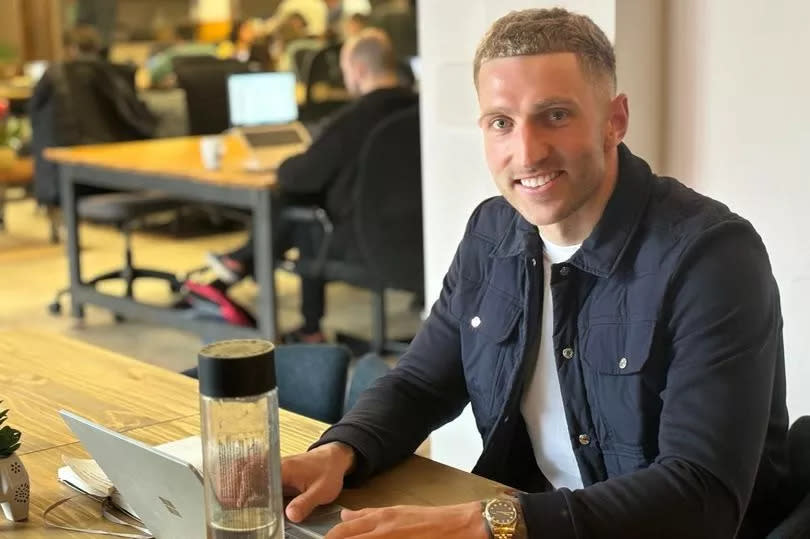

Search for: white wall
xmin=614 ymin=0 xmax=665 ymax=172
xmin=418 ymin=0 xmax=617 ymax=471
xmin=665 ymin=0 xmax=810 ymax=419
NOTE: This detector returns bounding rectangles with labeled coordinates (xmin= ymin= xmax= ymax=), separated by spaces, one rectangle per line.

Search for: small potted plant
xmin=0 ymin=401 xmax=28 ymax=521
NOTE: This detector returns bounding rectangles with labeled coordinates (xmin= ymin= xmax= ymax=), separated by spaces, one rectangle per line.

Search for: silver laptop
xmin=60 ymin=410 xmax=342 ymax=539
xmin=227 ymin=71 xmax=310 ymax=170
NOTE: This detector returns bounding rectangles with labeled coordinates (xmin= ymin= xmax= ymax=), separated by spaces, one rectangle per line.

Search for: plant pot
xmin=0 ymin=453 xmax=29 ymax=521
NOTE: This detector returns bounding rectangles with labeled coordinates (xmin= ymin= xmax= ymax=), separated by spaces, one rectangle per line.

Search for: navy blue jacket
xmin=316 ymin=145 xmax=793 ymax=538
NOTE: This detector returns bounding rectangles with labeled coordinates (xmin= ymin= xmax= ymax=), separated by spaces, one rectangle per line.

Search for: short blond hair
xmin=344 ymin=28 xmax=396 ymax=76
xmin=474 ymin=8 xmax=616 ymax=92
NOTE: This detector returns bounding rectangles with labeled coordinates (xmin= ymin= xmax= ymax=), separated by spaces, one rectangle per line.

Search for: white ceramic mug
xmin=199 ymin=136 xmax=225 ymax=170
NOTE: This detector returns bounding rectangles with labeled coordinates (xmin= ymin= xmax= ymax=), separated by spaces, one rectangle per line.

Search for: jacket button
xmin=578 ymin=434 xmax=591 ymax=446
xmin=562 ymin=347 xmax=574 ymax=360
xmin=559 ymin=265 xmax=570 ymax=277
xmin=503 ymin=415 xmax=510 ymax=424
xmin=618 ymin=357 xmax=628 ymax=369
xmin=531 ymin=258 xmax=537 ymax=267
xmin=471 ymin=316 xmax=481 ymax=328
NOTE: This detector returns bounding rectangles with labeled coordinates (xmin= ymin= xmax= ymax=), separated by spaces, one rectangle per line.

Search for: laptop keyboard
xmin=244 ymin=129 xmax=303 ymax=147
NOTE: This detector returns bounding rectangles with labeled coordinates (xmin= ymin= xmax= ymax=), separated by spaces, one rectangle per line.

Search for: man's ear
xmin=605 ymin=93 xmax=629 ymax=148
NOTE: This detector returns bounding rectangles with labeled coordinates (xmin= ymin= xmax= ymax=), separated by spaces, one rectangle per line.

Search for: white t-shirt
xmin=520 ymin=235 xmax=584 ymax=490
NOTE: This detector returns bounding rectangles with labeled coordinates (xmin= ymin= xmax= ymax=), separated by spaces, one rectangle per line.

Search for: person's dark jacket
xmin=30 ymin=59 xmax=157 ymax=206
xmin=314 ymin=144 xmax=795 ymax=538
xmin=276 ymin=86 xmax=417 ymax=223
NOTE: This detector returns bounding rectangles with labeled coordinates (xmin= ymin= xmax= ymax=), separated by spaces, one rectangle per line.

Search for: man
xmin=279 ymin=8 xmax=795 ymax=538
xmin=202 ymin=28 xmax=417 ymax=343
xmin=144 ymin=23 xmax=217 ymax=88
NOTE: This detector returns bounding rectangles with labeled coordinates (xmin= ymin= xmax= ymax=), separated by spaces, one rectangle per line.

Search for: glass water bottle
xmin=198 ymin=339 xmax=283 ymax=539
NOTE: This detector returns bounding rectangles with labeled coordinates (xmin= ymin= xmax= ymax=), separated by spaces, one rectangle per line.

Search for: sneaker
xmin=183 ymin=280 xmax=256 ymax=328
xmin=281 ymin=327 xmax=327 ymax=344
xmin=206 ymin=252 xmax=245 ymax=285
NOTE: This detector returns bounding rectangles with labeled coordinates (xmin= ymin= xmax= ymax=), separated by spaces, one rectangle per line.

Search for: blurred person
xmin=266 ymin=0 xmax=329 ymax=37
xmin=144 ymin=22 xmax=216 ymax=88
xmin=63 ymin=24 xmax=104 ymax=60
xmin=197 ymin=29 xmax=417 ymax=343
xmin=343 ymin=13 xmax=370 ymax=39
xmin=218 ymin=19 xmax=271 ymax=68
xmin=273 ymin=12 xmax=321 ymax=74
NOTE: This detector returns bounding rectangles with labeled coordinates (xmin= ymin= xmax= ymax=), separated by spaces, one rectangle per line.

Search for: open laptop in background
xmin=60 ymin=410 xmax=342 ymax=539
xmin=228 ymin=71 xmax=311 ymax=171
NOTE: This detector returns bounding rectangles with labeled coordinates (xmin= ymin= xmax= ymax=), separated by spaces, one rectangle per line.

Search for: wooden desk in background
xmin=45 ymin=136 xmax=281 ymax=342
xmin=0 ymin=330 xmax=505 ymax=537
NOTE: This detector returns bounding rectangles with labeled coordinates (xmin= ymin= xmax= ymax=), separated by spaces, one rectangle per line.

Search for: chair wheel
xmin=48 ymin=301 xmax=61 ymax=315
xmin=114 ymin=314 xmax=126 ymax=323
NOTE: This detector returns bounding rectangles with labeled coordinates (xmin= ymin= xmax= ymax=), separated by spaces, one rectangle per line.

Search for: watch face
xmin=486 ymin=500 xmax=517 ymax=526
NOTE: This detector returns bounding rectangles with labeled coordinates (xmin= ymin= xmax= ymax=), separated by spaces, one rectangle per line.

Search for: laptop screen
xmin=228 ymin=72 xmax=298 ymax=127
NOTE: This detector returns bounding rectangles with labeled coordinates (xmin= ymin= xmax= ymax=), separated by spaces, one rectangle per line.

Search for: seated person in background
xmin=217 ymin=19 xmax=271 ymax=69
xmin=277 ymin=8 xmax=794 ymax=539
xmin=273 ymin=12 xmax=321 ymax=74
xmin=200 ymin=29 xmax=417 ymax=343
xmin=143 ymin=22 xmax=217 ymax=88
xmin=265 ymin=0 xmax=329 ymax=37
xmin=343 ymin=13 xmax=370 ymax=40
xmin=63 ymin=25 xmax=105 ymax=61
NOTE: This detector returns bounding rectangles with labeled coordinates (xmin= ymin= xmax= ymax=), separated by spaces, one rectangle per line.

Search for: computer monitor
xmin=227 ymin=71 xmax=298 ymax=127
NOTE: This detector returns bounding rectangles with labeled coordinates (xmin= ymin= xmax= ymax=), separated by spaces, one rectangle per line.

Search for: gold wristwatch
xmin=482 ymin=497 xmax=519 ymax=539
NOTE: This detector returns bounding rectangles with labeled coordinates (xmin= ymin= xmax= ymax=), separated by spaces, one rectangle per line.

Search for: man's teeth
xmin=519 ymin=172 xmax=560 ymax=188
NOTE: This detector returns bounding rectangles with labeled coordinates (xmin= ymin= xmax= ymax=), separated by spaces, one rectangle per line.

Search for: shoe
xmin=206 ymin=252 xmax=245 ymax=285
xmin=281 ymin=327 xmax=327 ymax=344
xmin=183 ymin=280 xmax=256 ymax=328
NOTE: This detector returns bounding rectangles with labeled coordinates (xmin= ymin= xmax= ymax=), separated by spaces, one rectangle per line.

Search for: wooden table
xmin=0 ymin=330 xmax=506 ymax=537
xmin=45 ymin=136 xmax=282 ymax=341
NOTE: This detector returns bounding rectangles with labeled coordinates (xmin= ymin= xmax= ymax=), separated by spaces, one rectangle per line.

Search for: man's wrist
xmin=481 ymin=495 xmax=527 ymax=539
xmin=328 ymin=441 xmax=357 ymax=476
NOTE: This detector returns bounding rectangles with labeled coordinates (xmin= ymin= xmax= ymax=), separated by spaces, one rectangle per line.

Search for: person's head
xmin=230 ymin=19 xmax=256 ymax=46
xmin=63 ymin=25 xmax=103 ymax=60
xmin=344 ymin=13 xmax=369 ymax=38
xmin=474 ymin=8 xmax=629 ymax=242
xmin=340 ymin=28 xmax=397 ymax=96
xmin=174 ymin=22 xmax=197 ymax=42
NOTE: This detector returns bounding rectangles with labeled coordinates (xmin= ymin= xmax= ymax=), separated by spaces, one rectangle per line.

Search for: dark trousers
xmin=227 ymin=192 xmax=348 ymax=333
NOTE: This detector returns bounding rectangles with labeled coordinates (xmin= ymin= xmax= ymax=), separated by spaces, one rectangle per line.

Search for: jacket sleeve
xmin=311 ymin=219 xmax=473 ymax=482
xmin=519 ymin=220 xmax=784 ymax=538
xmin=276 ymin=111 xmax=349 ymax=196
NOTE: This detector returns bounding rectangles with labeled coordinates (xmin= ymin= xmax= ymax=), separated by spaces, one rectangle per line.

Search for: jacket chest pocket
xmin=450 ymin=277 xmax=522 ymax=431
xmin=581 ymin=320 xmax=664 ymax=469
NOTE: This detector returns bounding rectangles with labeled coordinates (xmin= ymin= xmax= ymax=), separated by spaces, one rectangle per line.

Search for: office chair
xmin=278 ymin=105 xmax=423 ymax=354
xmin=343 ymin=353 xmax=391 ymax=414
xmin=300 ymin=43 xmax=348 ymax=123
xmin=174 ymin=59 xmax=250 ymax=135
xmin=767 ymin=415 xmax=810 ymax=538
xmin=30 ymin=60 xmax=187 ymax=314
xmin=183 ymin=346 xmax=390 ymax=425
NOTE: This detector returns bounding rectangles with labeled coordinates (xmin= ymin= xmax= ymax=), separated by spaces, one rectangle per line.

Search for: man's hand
xmin=282 ymin=442 xmax=356 ymax=522
xmin=324 ymin=502 xmax=489 ymax=539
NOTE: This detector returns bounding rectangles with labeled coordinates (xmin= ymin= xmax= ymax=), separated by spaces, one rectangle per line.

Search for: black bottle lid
xmin=198 ymin=339 xmax=276 ymax=398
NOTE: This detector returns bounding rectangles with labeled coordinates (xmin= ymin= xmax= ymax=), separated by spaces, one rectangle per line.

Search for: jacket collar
xmin=491 ymin=144 xmax=653 ymax=278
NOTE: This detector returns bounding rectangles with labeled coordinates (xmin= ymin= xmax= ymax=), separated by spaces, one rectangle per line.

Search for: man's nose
xmin=515 ymin=122 xmax=551 ymax=170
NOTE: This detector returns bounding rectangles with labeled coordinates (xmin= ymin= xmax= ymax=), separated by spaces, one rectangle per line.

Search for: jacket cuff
xmin=518 ymin=489 xmax=576 ymax=539
xmin=308 ymin=423 xmax=384 ymax=486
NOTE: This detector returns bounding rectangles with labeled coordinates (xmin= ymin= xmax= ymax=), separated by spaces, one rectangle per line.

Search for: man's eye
xmin=548 ymin=109 xmax=569 ymax=122
xmin=491 ymin=118 xmax=509 ymax=129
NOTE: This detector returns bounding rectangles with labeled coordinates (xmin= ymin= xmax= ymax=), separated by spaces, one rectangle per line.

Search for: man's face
xmin=477 ymin=52 xmax=624 ymax=229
